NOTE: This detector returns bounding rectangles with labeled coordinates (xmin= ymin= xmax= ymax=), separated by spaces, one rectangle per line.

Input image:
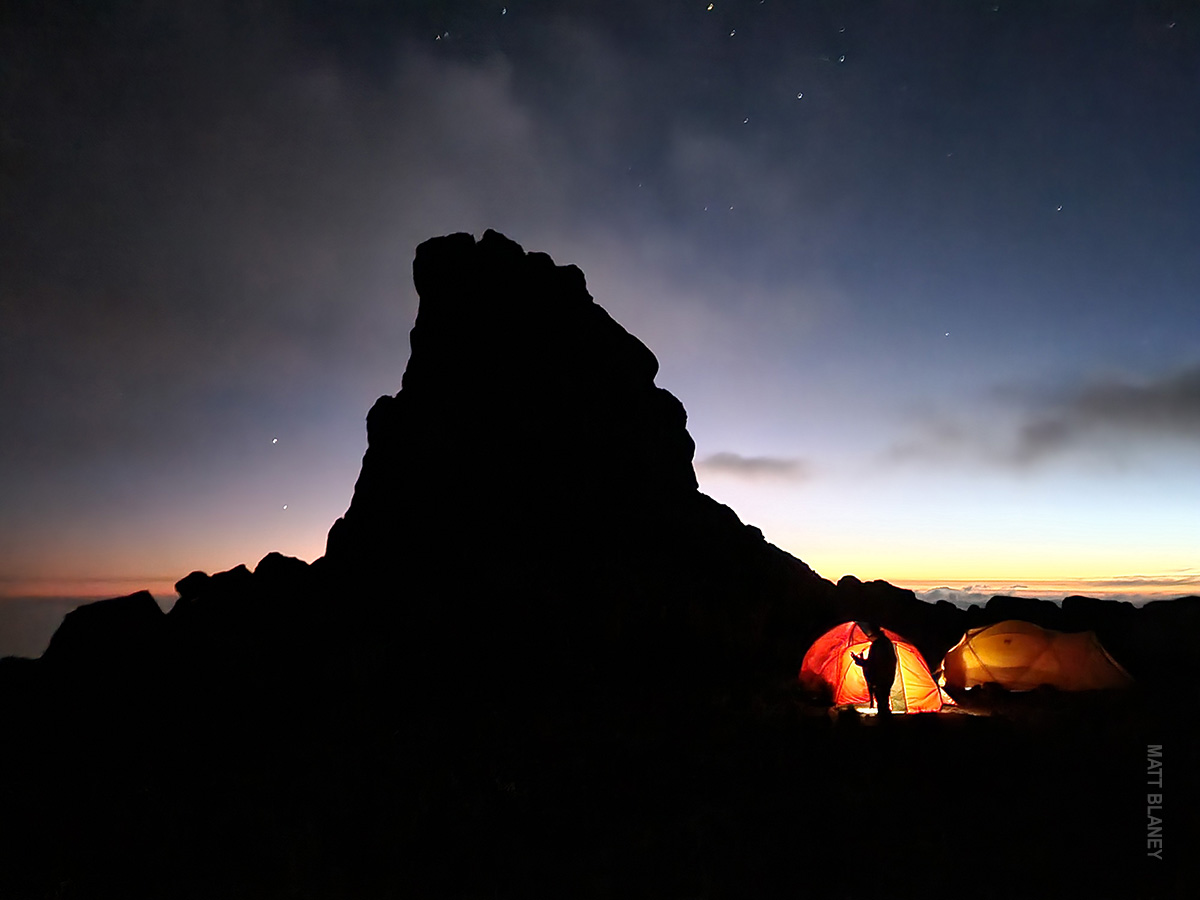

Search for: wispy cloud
xmin=1010 ymin=364 xmax=1200 ymax=464
xmin=695 ymin=452 xmax=811 ymax=481
xmin=884 ymin=363 xmax=1200 ymax=469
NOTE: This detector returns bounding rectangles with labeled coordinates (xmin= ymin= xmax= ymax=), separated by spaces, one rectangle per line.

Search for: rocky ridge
xmin=1 ymin=230 xmax=1196 ymax=898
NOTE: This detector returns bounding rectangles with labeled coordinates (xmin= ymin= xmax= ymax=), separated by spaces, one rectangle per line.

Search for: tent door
xmin=889 ymin=662 xmax=907 ymax=712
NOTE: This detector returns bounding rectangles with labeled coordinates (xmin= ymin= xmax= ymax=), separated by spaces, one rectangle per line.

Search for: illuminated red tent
xmin=799 ymin=622 xmax=950 ymax=713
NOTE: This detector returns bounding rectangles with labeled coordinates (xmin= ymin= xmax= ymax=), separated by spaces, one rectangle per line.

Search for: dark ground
xmin=2 ymin=650 xmax=1193 ymax=899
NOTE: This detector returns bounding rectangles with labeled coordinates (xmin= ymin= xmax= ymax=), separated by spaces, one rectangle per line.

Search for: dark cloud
xmin=0 ymin=5 xmax=573 ymax=479
xmin=695 ymin=452 xmax=810 ymax=481
xmin=0 ymin=0 xmax=854 ymax=511
xmin=1011 ymin=364 xmax=1200 ymax=463
xmin=883 ymin=363 xmax=1200 ymax=468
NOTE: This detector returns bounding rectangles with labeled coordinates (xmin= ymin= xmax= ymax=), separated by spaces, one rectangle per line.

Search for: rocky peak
xmin=326 ymin=230 xmax=700 ymax=571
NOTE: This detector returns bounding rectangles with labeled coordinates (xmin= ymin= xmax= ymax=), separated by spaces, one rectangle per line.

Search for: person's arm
xmin=851 ymin=652 xmax=866 ymax=667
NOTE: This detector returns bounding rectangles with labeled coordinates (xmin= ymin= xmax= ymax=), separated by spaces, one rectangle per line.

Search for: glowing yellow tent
xmin=940 ymin=619 xmax=1132 ymax=692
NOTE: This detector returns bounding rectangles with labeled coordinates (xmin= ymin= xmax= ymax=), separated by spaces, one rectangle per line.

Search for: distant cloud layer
xmin=695 ymin=452 xmax=810 ymax=481
xmin=915 ymin=574 xmax=1200 ymax=609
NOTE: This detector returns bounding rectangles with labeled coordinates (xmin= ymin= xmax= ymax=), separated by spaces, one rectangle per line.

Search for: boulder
xmin=42 ymin=591 xmax=164 ymax=669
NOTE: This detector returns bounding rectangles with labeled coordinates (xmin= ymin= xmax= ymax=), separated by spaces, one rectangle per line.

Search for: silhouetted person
xmin=852 ymin=623 xmax=897 ymax=716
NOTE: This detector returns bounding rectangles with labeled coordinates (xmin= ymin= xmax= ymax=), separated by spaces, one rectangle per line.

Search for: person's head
xmin=860 ymin=621 xmax=880 ymax=639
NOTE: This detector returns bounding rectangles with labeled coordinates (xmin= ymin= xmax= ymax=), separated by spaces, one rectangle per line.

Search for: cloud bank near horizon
xmin=914 ymin=575 xmax=1200 ymax=610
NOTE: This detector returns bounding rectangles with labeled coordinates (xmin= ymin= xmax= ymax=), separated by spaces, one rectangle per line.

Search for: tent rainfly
xmin=939 ymin=619 xmax=1133 ymax=692
xmin=799 ymin=622 xmax=950 ymax=713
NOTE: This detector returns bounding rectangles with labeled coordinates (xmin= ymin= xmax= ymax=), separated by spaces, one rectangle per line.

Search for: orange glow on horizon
xmin=1 ymin=576 xmax=184 ymax=601
xmin=1 ymin=533 xmax=327 ymax=602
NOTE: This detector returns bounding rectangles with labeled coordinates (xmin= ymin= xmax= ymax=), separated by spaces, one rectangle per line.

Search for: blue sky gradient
xmin=2 ymin=2 xmax=1198 ymax=655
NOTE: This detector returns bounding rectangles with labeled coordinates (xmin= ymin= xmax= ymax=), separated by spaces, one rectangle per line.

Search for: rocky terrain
xmin=1 ymin=231 xmax=1195 ymax=898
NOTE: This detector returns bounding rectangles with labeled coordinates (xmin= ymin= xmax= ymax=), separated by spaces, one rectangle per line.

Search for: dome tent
xmin=799 ymin=622 xmax=949 ymax=713
xmin=940 ymin=619 xmax=1133 ymax=692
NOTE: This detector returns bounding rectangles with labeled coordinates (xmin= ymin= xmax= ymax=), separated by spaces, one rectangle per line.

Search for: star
xmin=282 ymin=505 xmax=288 ymax=510
xmin=707 ymin=3 xmax=713 ymax=9
xmin=272 ymin=438 xmax=278 ymax=444
xmin=796 ymin=92 xmax=803 ymax=99
xmin=1056 ymin=205 xmax=1063 ymax=211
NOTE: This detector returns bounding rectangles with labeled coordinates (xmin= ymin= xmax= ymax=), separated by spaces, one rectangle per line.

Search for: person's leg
xmin=877 ymin=680 xmax=893 ymax=715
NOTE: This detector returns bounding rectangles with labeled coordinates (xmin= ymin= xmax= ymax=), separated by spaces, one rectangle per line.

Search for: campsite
xmin=5 ymin=4 xmax=1200 ymax=895
xmin=2 ymin=230 xmax=1195 ymax=899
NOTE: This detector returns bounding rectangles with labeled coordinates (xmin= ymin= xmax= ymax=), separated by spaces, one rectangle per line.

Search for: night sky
xmin=3 ymin=1 xmax=1199 ymax=655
